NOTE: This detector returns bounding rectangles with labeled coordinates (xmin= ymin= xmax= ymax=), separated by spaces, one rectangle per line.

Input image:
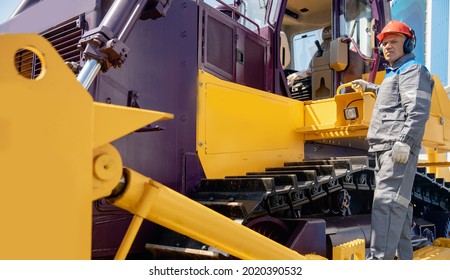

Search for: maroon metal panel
xmin=205 ymin=15 xmax=235 ymax=79
xmin=200 ymin=1 xmax=271 ymax=91
xmin=244 ymin=35 xmax=265 ymax=90
xmin=285 ymin=219 xmax=327 ymax=257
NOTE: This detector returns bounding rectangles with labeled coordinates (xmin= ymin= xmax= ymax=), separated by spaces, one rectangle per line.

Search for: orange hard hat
xmin=376 ymin=20 xmax=413 ymax=42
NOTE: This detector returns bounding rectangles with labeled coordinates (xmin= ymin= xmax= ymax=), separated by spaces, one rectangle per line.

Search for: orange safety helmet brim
xmin=376 ymin=20 xmax=413 ymax=42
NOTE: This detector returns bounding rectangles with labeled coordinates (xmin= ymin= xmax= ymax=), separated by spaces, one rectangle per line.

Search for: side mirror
xmin=329 ymin=37 xmax=348 ymax=72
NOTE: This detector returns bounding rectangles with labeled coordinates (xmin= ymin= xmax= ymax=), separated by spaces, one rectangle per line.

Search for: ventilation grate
xmin=15 ymin=17 xmax=83 ymax=79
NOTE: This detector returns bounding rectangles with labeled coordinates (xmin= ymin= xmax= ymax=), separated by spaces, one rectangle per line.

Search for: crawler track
xmin=194 ymin=156 xmax=450 ymax=220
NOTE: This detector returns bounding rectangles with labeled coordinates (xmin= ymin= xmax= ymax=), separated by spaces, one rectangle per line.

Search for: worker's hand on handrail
xmin=336 ymin=81 xmax=377 ymax=98
xmin=337 ymin=82 xmax=362 ymax=94
xmin=351 ymin=79 xmax=370 ymax=92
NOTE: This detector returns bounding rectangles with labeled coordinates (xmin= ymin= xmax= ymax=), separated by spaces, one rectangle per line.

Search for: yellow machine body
xmin=297 ymin=84 xmax=375 ymax=140
xmin=196 ymin=70 xmax=305 ymax=178
xmin=414 ymin=238 xmax=450 ymax=260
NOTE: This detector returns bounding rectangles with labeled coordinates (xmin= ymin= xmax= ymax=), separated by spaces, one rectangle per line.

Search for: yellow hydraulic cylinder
xmin=114 ymin=215 xmax=145 ymax=260
xmin=111 ymin=168 xmax=315 ymax=260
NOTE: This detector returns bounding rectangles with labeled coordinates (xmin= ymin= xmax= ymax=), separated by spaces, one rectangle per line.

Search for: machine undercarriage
xmin=146 ymin=155 xmax=450 ymax=259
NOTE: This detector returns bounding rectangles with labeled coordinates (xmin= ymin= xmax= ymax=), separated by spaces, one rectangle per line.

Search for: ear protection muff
xmin=378 ymin=28 xmax=416 ymax=57
xmin=378 ymin=44 xmax=383 ymax=56
xmin=403 ymin=28 xmax=416 ymax=54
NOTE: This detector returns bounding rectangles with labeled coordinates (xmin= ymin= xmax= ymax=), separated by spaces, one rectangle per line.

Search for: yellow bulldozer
xmin=1 ymin=0 xmax=450 ymax=260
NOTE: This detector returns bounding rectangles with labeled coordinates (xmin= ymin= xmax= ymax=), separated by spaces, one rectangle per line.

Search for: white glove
xmin=392 ymin=141 xmax=410 ymax=164
xmin=351 ymin=79 xmax=370 ymax=92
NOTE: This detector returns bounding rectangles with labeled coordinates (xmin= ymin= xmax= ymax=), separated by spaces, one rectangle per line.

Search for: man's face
xmin=381 ymin=33 xmax=406 ymax=65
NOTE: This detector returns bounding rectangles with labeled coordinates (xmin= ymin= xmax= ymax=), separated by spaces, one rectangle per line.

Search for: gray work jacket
xmin=366 ymin=53 xmax=434 ymax=156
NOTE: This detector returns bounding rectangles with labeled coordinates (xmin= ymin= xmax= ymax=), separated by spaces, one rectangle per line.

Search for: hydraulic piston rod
xmin=77 ymin=0 xmax=149 ymax=89
xmin=77 ymin=59 xmax=101 ymax=89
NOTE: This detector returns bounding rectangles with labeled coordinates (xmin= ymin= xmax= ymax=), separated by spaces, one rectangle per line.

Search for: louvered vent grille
xmin=15 ymin=17 xmax=83 ymax=79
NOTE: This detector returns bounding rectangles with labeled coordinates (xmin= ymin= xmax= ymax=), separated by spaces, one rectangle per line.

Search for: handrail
xmin=266 ymin=0 xmax=275 ymax=29
xmin=340 ymin=37 xmax=375 ymax=63
xmin=214 ymin=0 xmax=261 ymax=35
xmin=340 ymin=36 xmax=379 ymax=83
xmin=336 ymin=82 xmax=376 ymax=99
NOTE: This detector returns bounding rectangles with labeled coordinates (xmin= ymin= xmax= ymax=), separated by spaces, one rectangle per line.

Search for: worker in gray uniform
xmin=352 ymin=20 xmax=434 ymax=259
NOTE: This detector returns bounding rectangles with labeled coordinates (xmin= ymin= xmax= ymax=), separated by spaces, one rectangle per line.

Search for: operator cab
xmin=202 ymin=0 xmax=387 ymax=101
xmin=282 ymin=0 xmax=377 ymax=100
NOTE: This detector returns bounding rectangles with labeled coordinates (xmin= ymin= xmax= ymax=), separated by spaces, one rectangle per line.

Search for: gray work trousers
xmin=368 ymin=149 xmax=418 ymax=260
